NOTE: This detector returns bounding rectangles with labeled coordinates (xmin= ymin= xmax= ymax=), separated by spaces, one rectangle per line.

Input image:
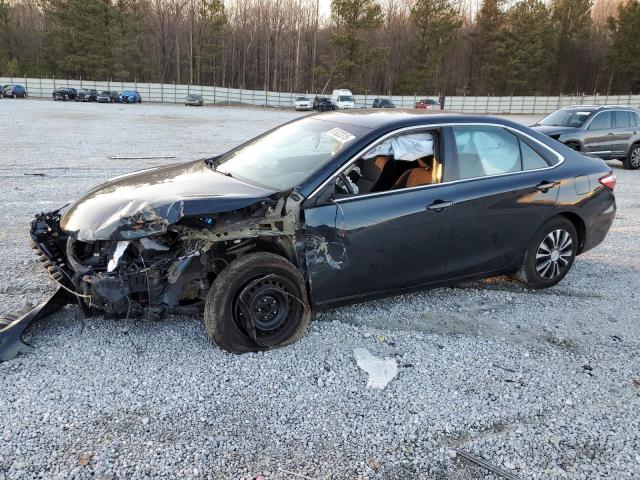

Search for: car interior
xmin=335 ymin=130 xmax=442 ymax=197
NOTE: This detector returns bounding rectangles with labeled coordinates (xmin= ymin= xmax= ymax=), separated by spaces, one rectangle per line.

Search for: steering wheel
xmin=337 ymin=173 xmax=355 ymax=195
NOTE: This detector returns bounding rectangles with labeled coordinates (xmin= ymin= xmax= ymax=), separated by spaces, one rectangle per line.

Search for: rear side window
xmin=588 ymin=111 xmax=612 ymax=130
xmin=635 ymin=112 xmax=640 ymax=126
xmin=613 ymin=111 xmax=631 ymax=128
xmin=521 ymin=141 xmax=549 ymax=170
xmin=452 ymin=126 xmax=550 ymax=180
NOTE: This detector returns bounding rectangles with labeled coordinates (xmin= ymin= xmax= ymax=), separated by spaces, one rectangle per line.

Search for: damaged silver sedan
xmin=1 ymin=111 xmax=616 ymax=358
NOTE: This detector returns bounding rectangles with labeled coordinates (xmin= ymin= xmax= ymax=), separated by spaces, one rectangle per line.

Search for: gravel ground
xmin=0 ymin=99 xmax=639 ymax=480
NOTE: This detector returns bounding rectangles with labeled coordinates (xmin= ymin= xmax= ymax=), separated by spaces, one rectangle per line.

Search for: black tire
xmin=623 ymin=144 xmax=640 ymax=170
xmin=204 ymin=252 xmax=311 ymax=353
xmin=515 ymin=216 xmax=578 ymax=289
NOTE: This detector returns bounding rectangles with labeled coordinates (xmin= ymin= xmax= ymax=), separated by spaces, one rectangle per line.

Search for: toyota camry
xmin=0 ymin=111 xmax=616 ymax=359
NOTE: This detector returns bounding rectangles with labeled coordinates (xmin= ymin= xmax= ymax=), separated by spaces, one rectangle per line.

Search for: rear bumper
xmin=581 ymin=190 xmax=616 ymax=254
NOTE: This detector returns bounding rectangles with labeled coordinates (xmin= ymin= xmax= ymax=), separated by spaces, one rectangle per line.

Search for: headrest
xmin=417 ymin=158 xmax=430 ymax=168
xmin=362 ymin=155 xmax=391 ymax=178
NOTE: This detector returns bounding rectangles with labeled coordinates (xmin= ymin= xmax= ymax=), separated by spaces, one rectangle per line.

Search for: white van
xmin=331 ymin=89 xmax=355 ymax=109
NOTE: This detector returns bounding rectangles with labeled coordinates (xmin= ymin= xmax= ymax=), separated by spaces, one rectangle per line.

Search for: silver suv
xmin=532 ymin=105 xmax=640 ymax=170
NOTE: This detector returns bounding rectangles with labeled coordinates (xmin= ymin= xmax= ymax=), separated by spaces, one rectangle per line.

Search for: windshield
xmin=539 ymin=110 xmax=592 ymax=127
xmin=215 ymin=118 xmax=367 ymax=190
xmin=339 ymin=95 xmax=354 ymax=102
xmin=295 ymin=97 xmax=308 ymax=101
xmin=100 ymin=91 xmax=110 ymax=95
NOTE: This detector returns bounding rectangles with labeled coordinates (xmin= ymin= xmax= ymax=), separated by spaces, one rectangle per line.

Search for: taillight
xmin=599 ymin=172 xmax=616 ymax=191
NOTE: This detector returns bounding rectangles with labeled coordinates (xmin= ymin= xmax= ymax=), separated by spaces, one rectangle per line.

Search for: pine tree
xmin=551 ymin=0 xmax=593 ymax=92
xmin=40 ymin=0 xmax=112 ymax=79
xmin=320 ymin=0 xmax=383 ymax=91
xmin=401 ymin=0 xmax=460 ymax=95
xmin=498 ymin=0 xmax=556 ymax=95
xmin=607 ymin=0 xmax=640 ymax=92
xmin=471 ymin=0 xmax=506 ymax=95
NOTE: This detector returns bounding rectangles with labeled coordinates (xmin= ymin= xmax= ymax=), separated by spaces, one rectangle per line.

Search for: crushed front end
xmin=27 ymin=194 xmax=301 ymax=322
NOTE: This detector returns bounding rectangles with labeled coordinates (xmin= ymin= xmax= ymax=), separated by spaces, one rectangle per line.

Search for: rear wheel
xmin=204 ymin=252 xmax=311 ymax=353
xmin=515 ymin=217 xmax=578 ymax=289
xmin=623 ymin=144 xmax=640 ymax=170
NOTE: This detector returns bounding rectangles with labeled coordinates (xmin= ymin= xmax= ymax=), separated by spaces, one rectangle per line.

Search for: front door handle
xmin=536 ymin=181 xmax=559 ymax=192
xmin=427 ymin=200 xmax=453 ymax=211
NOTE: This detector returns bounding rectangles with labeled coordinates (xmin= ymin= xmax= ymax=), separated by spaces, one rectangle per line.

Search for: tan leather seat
xmin=392 ymin=158 xmax=436 ymax=189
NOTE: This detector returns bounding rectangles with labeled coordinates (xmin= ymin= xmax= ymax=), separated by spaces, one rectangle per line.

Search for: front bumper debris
xmin=0 ymin=288 xmax=72 ymax=361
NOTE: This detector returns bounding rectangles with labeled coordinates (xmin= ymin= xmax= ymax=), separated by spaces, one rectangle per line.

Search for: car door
xmin=611 ymin=110 xmax=636 ymax=156
xmin=443 ymin=125 xmax=561 ymax=278
xmin=583 ymin=111 xmax=614 ymax=157
xmin=302 ymin=128 xmax=457 ymax=306
xmin=303 ymin=183 xmax=459 ymax=306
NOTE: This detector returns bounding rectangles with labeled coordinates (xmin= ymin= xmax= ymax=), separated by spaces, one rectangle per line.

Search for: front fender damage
xmin=0 ymin=193 xmax=304 ymax=361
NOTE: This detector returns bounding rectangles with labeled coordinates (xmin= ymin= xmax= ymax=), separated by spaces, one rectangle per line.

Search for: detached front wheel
xmin=515 ymin=217 xmax=578 ymax=289
xmin=204 ymin=252 xmax=311 ymax=353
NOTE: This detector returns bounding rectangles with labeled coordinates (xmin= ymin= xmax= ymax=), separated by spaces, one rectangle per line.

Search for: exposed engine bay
xmin=29 ymin=194 xmax=302 ymax=321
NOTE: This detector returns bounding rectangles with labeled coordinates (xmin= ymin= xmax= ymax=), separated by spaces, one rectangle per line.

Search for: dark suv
xmin=52 ymin=88 xmax=77 ymax=101
xmin=2 ymin=84 xmax=27 ymax=98
xmin=76 ymin=89 xmax=98 ymax=102
xmin=313 ymin=96 xmax=337 ymax=112
xmin=532 ymin=105 xmax=640 ymax=170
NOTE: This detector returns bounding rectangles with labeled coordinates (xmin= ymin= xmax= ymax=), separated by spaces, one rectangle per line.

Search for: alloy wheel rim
xmin=535 ymin=229 xmax=573 ymax=279
xmin=631 ymin=147 xmax=640 ymax=168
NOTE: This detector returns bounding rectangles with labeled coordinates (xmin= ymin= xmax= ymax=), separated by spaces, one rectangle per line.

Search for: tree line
xmin=1 ymin=0 xmax=639 ymax=96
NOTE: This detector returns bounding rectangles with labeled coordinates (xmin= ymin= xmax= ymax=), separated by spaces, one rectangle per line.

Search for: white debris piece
xmin=140 ymin=237 xmax=169 ymax=251
xmin=353 ymin=348 xmax=398 ymax=389
xmin=107 ymin=241 xmax=130 ymax=272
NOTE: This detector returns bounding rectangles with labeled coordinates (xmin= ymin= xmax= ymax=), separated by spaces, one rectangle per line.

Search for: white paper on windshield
xmin=326 ymin=127 xmax=356 ymax=144
xmin=363 ymin=133 xmax=434 ymax=161
xmin=577 ymin=112 xmax=591 ymax=116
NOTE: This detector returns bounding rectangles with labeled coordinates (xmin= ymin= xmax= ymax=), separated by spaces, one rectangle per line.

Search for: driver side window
xmin=333 ymin=129 xmax=442 ymax=198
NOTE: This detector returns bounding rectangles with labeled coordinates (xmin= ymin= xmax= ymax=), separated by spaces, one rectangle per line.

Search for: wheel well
xmin=564 ymin=141 xmax=581 ymax=151
xmin=558 ymin=212 xmax=586 ymax=254
xmin=251 ymin=237 xmax=297 ymax=264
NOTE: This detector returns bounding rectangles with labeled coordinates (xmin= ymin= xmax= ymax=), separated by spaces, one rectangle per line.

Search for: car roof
xmin=309 ymin=109 xmax=511 ymax=129
xmin=561 ymin=105 xmax=638 ymax=113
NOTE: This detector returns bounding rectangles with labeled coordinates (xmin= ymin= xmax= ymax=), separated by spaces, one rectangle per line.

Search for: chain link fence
xmin=2 ymin=76 xmax=640 ymax=114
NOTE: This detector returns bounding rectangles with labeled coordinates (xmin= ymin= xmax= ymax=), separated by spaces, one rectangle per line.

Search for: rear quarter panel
xmin=556 ymin=151 xmax=616 ymax=253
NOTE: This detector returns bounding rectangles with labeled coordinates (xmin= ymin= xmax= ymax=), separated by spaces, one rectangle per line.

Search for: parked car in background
xmin=293 ymin=96 xmax=312 ymax=111
xmin=415 ymin=98 xmax=441 ymax=110
xmin=121 ymin=90 xmax=142 ymax=103
xmin=76 ymin=89 xmax=98 ymax=102
xmin=2 ymin=84 xmax=27 ymax=98
xmin=372 ymin=98 xmax=395 ymax=108
xmin=185 ymin=94 xmax=204 ymax=106
xmin=24 ymin=112 xmax=616 ymax=354
xmin=531 ymin=105 xmax=640 ymax=170
xmin=52 ymin=88 xmax=77 ymax=101
xmin=313 ymin=96 xmax=337 ymax=112
xmin=97 ymin=91 xmax=121 ymax=103
xmin=331 ymin=89 xmax=355 ymax=109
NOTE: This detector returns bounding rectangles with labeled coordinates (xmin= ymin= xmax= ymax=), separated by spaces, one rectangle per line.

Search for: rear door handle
xmin=427 ymin=200 xmax=453 ymax=211
xmin=536 ymin=181 xmax=559 ymax=192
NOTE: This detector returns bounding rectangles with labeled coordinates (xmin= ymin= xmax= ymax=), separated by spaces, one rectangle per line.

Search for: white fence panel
xmin=2 ymin=76 xmax=640 ymax=113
